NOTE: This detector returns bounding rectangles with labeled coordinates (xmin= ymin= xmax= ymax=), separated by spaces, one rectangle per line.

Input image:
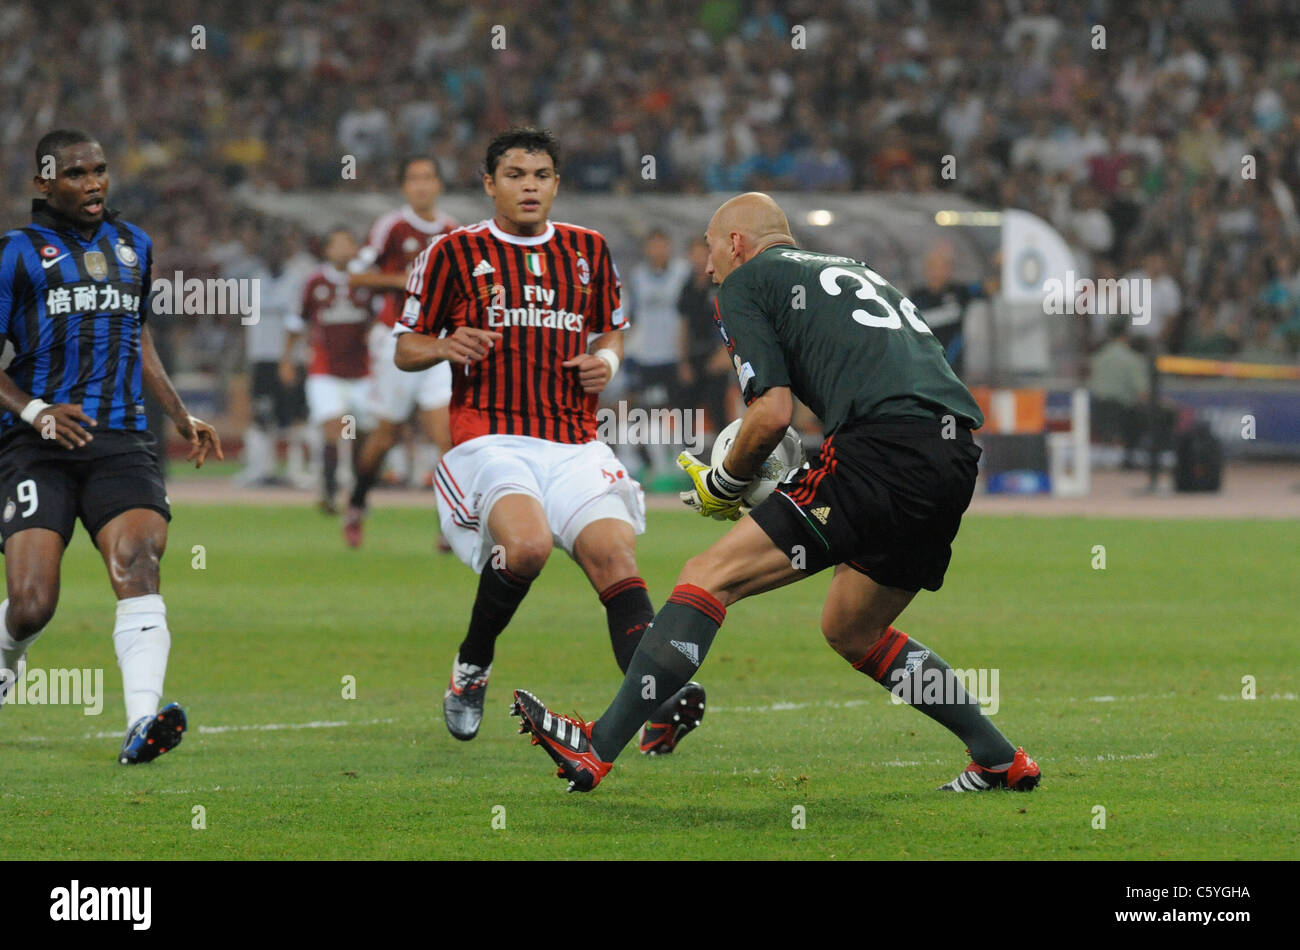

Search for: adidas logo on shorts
xmin=670 ymin=640 xmax=700 ymax=665
xmin=811 ymin=506 xmax=831 ymax=524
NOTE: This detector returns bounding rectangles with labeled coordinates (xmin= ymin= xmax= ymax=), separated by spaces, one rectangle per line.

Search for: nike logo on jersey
xmin=41 ymin=254 xmax=70 ymax=269
xmin=471 ymin=259 xmax=495 ymax=276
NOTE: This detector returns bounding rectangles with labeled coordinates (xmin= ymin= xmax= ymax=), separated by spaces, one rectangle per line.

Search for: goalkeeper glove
xmin=678 ymin=451 xmax=749 ymax=521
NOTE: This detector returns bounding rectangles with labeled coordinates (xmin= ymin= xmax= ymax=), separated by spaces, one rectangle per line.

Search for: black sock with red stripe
xmin=589 ymin=584 xmax=724 ymax=760
xmin=348 ymin=450 xmax=378 ymax=510
xmin=854 ymin=626 xmax=1015 ymax=768
xmin=322 ymin=442 xmax=339 ymax=501
xmin=457 ymin=566 xmax=533 ymax=668
xmin=598 ymin=577 xmax=653 ymax=674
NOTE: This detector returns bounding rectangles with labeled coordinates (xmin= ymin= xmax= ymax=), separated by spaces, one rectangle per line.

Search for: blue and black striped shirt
xmin=0 ymin=199 xmax=153 ymax=438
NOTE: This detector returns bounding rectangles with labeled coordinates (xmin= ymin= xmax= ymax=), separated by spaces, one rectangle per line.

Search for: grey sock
xmin=590 ymin=585 xmax=724 ymax=759
xmin=856 ymin=625 xmax=1015 ymax=767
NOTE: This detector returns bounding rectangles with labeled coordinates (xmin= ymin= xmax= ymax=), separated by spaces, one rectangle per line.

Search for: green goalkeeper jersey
xmin=713 ymin=244 xmax=985 ymax=433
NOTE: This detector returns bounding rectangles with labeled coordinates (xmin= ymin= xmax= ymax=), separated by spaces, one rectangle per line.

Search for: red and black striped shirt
xmin=398 ymin=217 xmax=626 ymax=446
xmin=362 ymin=205 xmax=457 ymax=327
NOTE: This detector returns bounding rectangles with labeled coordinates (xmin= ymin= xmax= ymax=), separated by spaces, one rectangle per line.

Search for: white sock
xmin=286 ymin=424 xmax=310 ymax=483
xmin=0 ymin=598 xmax=46 ymax=705
xmin=646 ymin=439 xmax=670 ymax=475
xmin=113 ymin=594 xmax=170 ymax=727
xmin=239 ymin=425 xmax=274 ymax=482
xmin=388 ymin=444 xmax=412 ymax=482
xmin=300 ymin=425 xmax=324 ymax=487
xmin=416 ymin=441 xmax=441 ymax=482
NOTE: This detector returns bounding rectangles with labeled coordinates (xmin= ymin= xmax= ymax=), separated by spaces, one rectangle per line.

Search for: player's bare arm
xmin=140 ymin=326 xmax=222 ymax=468
xmin=0 ymin=368 xmax=96 ymax=449
xmin=279 ymin=328 xmax=303 ymax=386
xmin=394 ymin=326 xmax=502 ymax=372
xmin=348 ymin=270 xmax=408 ymax=291
xmin=562 ymin=330 xmax=623 ymax=394
xmin=677 ymin=319 xmax=694 ymax=384
xmin=717 ymin=386 xmax=792 ymax=481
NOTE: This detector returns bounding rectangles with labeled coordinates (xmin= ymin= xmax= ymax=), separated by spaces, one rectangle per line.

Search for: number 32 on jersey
xmin=819 ymin=265 xmax=931 ymax=333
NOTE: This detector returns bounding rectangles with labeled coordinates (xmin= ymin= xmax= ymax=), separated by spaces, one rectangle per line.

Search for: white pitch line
xmin=195 ymin=717 xmax=396 ymax=735
xmin=711 ymin=691 xmax=1296 ymax=714
xmin=708 ymin=699 xmax=873 ymax=714
xmin=870 ymin=751 xmax=1161 ymax=767
xmin=11 ymin=690 xmax=1294 ymax=744
xmin=15 ymin=717 xmax=397 ymax=744
xmin=1089 ymin=751 xmax=1159 ymax=761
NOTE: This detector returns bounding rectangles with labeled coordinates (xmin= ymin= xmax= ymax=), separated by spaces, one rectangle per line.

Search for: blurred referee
xmin=0 ymin=130 xmax=221 ymax=763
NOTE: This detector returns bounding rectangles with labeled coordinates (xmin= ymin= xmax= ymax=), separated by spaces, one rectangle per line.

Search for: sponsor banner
xmin=1164 ymin=384 xmax=1300 ymax=456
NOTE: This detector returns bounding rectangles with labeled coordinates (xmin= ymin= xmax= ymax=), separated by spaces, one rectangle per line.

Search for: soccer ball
xmin=711 ymin=419 xmax=807 ymax=507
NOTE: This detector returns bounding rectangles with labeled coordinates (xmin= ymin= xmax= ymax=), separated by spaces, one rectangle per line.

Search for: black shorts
xmin=625 ymin=360 xmax=678 ymax=405
xmin=0 ymin=428 xmax=171 ymax=553
xmin=750 ymin=418 xmax=981 ymax=592
xmin=251 ymin=361 xmax=308 ymax=429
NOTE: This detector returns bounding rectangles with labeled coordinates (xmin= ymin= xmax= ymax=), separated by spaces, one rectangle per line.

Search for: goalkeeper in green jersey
xmin=513 ymin=193 xmax=1040 ymax=795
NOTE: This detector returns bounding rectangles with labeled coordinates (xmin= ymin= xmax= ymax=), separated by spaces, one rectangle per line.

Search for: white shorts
xmin=434 ymin=434 xmax=646 ymax=573
xmin=306 ymin=374 xmax=376 ymax=428
xmin=368 ymin=324 xmax=452 ymax=423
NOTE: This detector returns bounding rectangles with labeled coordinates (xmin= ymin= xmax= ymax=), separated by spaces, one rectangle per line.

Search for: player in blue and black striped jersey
xmin=0 ymin=129 xmax=222 ymax=764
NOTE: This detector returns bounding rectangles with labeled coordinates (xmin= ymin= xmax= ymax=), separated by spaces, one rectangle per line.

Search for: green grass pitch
xmin=2 ymin=503 xmax=1295 ymax=860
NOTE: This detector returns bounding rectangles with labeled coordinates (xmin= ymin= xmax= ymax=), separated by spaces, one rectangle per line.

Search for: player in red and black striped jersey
xmin=399 ymin=211 xmax=625 ymax=446
xmin=394 ymin=128 xmax=704 ymax=752
xmin=281 ymin=227 xmax=376 ymax=514
xmin=343 ymin=157 xmax=459 ymax=548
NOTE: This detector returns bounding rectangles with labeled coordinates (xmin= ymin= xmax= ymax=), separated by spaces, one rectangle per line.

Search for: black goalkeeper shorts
xmin=749 ymin=418 xmax=981 ymax=592
xmin=0 ymin=428 xmax=171 ymax=553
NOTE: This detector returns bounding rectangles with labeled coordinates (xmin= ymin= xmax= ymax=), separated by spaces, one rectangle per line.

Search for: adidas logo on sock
xmin=670 ymin=640 xmax=700 ymax=665
xmin=903 ymin=649 xmax=931 ymax=675
xmin=471 ymin=259 xmax=495 ymax=276
xmin=811 ymin=506 xmax=831 ymax=524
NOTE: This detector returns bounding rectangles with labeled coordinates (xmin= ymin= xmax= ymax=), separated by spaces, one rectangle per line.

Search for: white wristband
xmin=20 ymin=399 xmax=51 ymax=426
xmin=709 ymin=462 xmax=749 ymax=498
xmin=594 ymin=347 xmax=620 ymax=380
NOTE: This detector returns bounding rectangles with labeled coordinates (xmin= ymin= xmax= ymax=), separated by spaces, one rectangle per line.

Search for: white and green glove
xmin=678 ymin=451 xmax=749 ymax=521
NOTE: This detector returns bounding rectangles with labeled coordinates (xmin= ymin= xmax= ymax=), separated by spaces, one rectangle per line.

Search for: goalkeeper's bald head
xmin=704 ymin=192 xmax=795 ymax=284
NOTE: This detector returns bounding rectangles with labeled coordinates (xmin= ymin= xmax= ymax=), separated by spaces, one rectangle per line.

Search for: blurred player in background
xmin=344 ymin=157 xmax=458 ymax=548
xmin=513 ymin=193 xmax=1039 ymax=794
xmin=677 ymin=235 xmax=730 ymax=453
xmin=238 ymin=228 xmax=312 ymax=488
xmin=281 ymin=226 xmax=375 ymax=514
xmin=0 ymin=130 xmax=222 ymax=763
xmin=621 ymin=229 xmax=691 ymax=486
xmin=908 ymin=240 xmax=991 ymax=379
xmin=396 ymin=127 xmax=705 ymax=752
